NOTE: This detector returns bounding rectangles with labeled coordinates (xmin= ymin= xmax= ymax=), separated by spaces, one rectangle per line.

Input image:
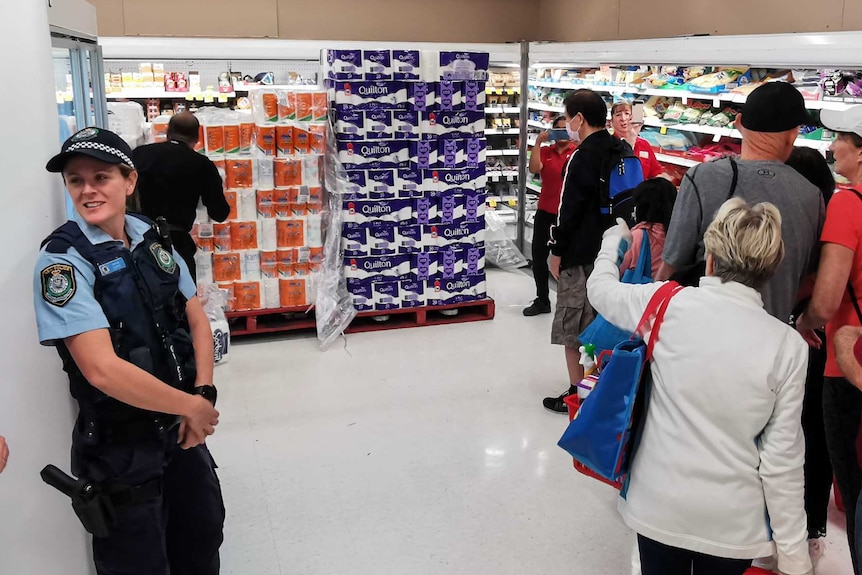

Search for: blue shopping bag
xmin=579 ymin=229 xmax=653 ymax=355
xmin=559 ymin=281 xmax=682 ymax=484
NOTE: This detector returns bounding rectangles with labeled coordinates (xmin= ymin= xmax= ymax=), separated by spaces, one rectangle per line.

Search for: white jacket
xmin=586 ymin=233 xmax=812 ymax=575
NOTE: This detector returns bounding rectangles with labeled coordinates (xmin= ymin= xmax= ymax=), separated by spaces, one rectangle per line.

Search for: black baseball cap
xmin=46 ymin=127 xmax=136 ymax=173
xmin=740 ymin=82 xmax=811 ymax=133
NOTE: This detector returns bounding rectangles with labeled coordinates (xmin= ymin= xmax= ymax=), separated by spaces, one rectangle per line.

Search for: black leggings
xmin=637 ymin=535 xmax=751 ymax=575
xmin=531 ymin=209 xmax=556 ymax=302
xmin=823 ymin=375 xmax=862 ymax=574
xmin=803 ymin=344 xmax=832 ymax=538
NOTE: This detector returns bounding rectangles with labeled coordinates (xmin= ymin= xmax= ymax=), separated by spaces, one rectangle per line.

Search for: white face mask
xmin=567 ymin=115 xmax=582 ymax=143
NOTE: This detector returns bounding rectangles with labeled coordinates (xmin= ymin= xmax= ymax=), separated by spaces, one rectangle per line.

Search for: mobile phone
xmin=548 ymin=128 xmax=569 ymax=141
xmin=631 ymin=102 xmax=645 ymax=124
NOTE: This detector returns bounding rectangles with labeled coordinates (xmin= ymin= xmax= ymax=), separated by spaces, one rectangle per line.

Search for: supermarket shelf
xmin=484 ymin=128 xmax=520 ymax=135
xmin=527 ymin=102 xmax=564 ymax=113
xmin=642 ymin=117 xmax=831 ymax=150
xmin=655 ymin=153 xmax=700 ymax=168
xmin=107 ymin=88 xmax=236 ymax=99
xmin=528 ymin=119 xmax=550 ymax=129
xmin=488 ymin=170 xmax=519 ymax=181
xmin=485 ymin=106 xmax=520 ymax=115
xmin=526 ymin=181 xmax=542 ymax=193
xmin=487 ymin=149 xmax=520 ymax=156
xmin=529 ymin=79 xmax=856 ymax=110
xmin=486 ymin=86 xmax=520 ymax=95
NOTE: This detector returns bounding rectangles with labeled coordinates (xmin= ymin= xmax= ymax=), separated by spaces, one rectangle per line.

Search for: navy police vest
xmin=42 ymin=215 xmax=196 ymax=424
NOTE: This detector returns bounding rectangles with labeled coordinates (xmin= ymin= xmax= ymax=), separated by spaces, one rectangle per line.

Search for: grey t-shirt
xmin=663 ymin=158 xmax=825 ymax=322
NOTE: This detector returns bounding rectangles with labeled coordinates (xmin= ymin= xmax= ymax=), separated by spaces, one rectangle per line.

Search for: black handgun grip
xmin=40 ymin=465 xmax=80 ymax=498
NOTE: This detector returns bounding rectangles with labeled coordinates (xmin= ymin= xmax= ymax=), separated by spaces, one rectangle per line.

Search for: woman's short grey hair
xmin=703 ymin=197 xmax=785 ymax=289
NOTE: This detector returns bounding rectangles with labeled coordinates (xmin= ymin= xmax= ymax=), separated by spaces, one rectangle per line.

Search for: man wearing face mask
xmin=542 ymin=89 xmax=626 ymax=413
xmin=524 ymin=116 xmax=577 ymax=317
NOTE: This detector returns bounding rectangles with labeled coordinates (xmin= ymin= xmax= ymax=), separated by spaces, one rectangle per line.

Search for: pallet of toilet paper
xmin=190 ymin=89 xmax=328 ymax=313
xmin=326 ymin=48 xmax=490 ymax=313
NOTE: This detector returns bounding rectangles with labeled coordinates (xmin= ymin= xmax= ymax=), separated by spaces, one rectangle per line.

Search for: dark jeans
xmin=531 ymin=209 xmax=556 ymax=302
xmin=803 ymin=345 xmax=832 ymax=538
xmin=171 ymin=231 xmax=198 ymax=282
xmin=637 ymin=535 xmax=751 ymax=575
xmin=824 ymin=375 xmax=862 ymax=574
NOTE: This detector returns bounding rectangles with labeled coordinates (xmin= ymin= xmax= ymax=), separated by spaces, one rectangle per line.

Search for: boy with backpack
xmin=543 ymin=89 xmax=644 ymax=413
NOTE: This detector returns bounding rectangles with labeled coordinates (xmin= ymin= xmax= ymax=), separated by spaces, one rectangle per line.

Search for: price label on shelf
xmin=217 ymin=94 xmax=229 ymax=103
xmin=660 ymin=126 xmax=668 ymax=135
xmin=507 ymin=199 xmax=517 ymax=207
xmin=185 ymin=94 xmax=194 ymax=101
xmin=488 ymin=199 xmax=498 ymax=208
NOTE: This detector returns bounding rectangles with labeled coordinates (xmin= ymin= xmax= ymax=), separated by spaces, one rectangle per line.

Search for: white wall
xmin=0 ymin=1 xmax=94 ymax=573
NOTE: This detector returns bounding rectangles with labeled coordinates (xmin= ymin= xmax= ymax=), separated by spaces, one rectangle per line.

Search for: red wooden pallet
xmin=225 ymin=298 xmax=495 ymax=336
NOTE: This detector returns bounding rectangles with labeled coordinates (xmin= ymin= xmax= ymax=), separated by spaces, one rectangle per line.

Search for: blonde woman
xmin=588 ymin=199 xmax=811 ymax=575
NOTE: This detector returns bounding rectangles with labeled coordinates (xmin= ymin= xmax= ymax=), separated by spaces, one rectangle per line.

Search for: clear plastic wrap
xmin=314 ymin=124 xmax=357 ymax=350
xmin=200 ymin=283 xmax=231 ymax=365
xmin=484 ymin=210 xmax=528 ymax=271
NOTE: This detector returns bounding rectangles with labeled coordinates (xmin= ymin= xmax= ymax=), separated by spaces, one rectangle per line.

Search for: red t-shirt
xmin=633 ymin=137 xmax=663 ymax=179
xmin=821 ymin=189 xmax=862 ymax=377
xmin=537 ymin=143 xmax=577 ymax=214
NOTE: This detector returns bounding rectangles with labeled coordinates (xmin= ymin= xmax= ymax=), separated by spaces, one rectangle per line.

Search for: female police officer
xmin=32 ymin=127 xmax=225 ymax=575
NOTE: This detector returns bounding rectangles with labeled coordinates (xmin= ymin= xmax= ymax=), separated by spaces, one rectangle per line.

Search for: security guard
xmin=33 ymin=127 xmax=225 ymax=575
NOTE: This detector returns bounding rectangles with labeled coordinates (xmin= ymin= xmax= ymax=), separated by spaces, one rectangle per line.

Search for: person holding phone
xmin=611 ymin=101 xmax=663 ymax=180
xmin=524 ymin=116 xmax=577 ymax=316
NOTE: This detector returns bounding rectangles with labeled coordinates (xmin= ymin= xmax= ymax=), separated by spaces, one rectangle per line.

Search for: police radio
xmin=155 ymin=216 xmax=173 ymax=251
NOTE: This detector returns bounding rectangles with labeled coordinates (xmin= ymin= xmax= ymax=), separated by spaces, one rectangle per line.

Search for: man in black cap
xmin=133 ymin=112 xmax=230 ymax=281
xmin=657 ymin=81 xmax=825 ymax=324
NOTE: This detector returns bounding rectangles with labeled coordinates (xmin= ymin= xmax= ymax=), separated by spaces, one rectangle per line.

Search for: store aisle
xmin=211 ymin=269 xmax=853 ymax=575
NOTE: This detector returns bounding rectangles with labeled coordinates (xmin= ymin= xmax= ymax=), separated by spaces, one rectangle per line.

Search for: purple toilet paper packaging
xmin=399 ymin=279 xmax=426 ymax=308
xmin=372 ymin=280 xmax=401 ymax=311
xmin=392 ymin=110 xmax=420 ymax=140
xmin=463 ymin=81 xmax=487 ymax=111
xmin=332 ymin=81 xmax=408 ymax=111
xmin=396 ymin=167 xmax=423 ymax=198
xmin=436 ymin=110 xmax=484 ymax=139
xmin=349 ymin=280 xmax=374 ymax=311
xmin=343 ymin=198 xmax=412 ymax=225
xmin=412 ymin=196 xmax=439 ymax=226
xmin=363 ymin=50 xmax=393 ymax=81
xmin=395 ymin=225 xmax=424 ymax=253
xmin=438 ymin=51 xmax=490 ymax=81
xmin=438 ymin=138 xmax=486 ymax=169
xmin=368 ymin=222 xmax=399 ymax=256
xmin=426 ymin=272 xmax=487 ymax=306
xmin=344 ymin=170 xmax=368 ymax=200
xmin=462 ymin=189 xmax=486 ymax=224
xmin=408 ymin=82 xmax=436 ymax=112
xmin=345 ymin=254 xmax=412 ymax=283
xmin=337 ymin=140 xmax=410 ymax=170
xmin=437 ymin=80 xmax=462 ymax=111
xmin=432 ymin=167 xmax=488 ymax=193
xmin=411 ymin=250 xmax=440 ymax=281
xmin=437 ymin=189 xmax=458 ymax=225
xmin=393 ymin=50 xmax=421 ymax=81
xmin=364 ymin=110 xmax=394 ymax=140
xmin=410 ymin=139 xmax=439 ymax=170
xmin=422 ymin=221 xmax=486 ymax=249
xmin=324 ymin=49 xmax=363 ymax=80
xmin=342 ymin=223 xmax=370 ymax=257
xmin=335 ymin=110 xmax=365 ymax=141
xmin=366 ymin=169 xmax=397 ymax=199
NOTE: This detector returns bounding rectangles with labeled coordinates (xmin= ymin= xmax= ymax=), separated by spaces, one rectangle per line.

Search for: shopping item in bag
xmin=579 ymin=229 xmax=653 ymax=355
xmin=558 ymin=281 xmax=683 ymax=485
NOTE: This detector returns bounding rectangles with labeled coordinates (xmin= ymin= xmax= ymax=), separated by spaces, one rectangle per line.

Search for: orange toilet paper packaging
xmin=277 ymin=248 xmax=296 ymax=277
xmin=274 ymin=188 xmax=291 ymax=217
xmin=261 ymin=92 xmax=279 ymax=122
xmin=311 ymin=91 xmax=328 ymax=122
xmin=278 ymin=90 xmax=296 ymax=122
xmin=295 ymin=92 xmax=314 ymax=122
xmin=257 ymin=189 xmax=276 ymax=219
xmin=225 ymin=158 xmax=254 ymax=189
xmin=279 ymin=278 xmax=307 ymax=307
xmin=293 ymin=126 xmax=312 ymax=155
xmin=205 ymin=125 xmax=225 ymax=155
xmin=234 ymin=281 xmax=262 ymax=311
xmin=276 ymin=125 xmax=294 ymax=157
xmin=309 ymin=124 xmax=326 ymax=154
xmin=255 ymin=125 xmax=276 ymax=156
xmin=223 ymin=124 xmax=241 ymax=155
xmin=276 ymin=218 xmax=305 ymax=248
xmin=223 ymin=191 xmax=239 ymax=220
xmin=260 ymin=250 xmax=278 ymax=278
xmin=239 ymin=121 xmax=254 ymax=154
xmin=230 ymin=221 xmax=259 ymax=250
xmin=217 ymin=282 xmax=235 ymax=312
xmin=274 ymin=158 xmax=302 ymax=188
xmin=213 ymin=253 xmax=242 ymax=282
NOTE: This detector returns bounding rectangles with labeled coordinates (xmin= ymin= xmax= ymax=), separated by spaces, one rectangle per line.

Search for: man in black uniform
xmin=133 ymin=112 xmax=230 ymax=280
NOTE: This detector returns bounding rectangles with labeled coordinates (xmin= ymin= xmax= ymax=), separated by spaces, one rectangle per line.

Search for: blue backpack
xmin=600 ymin=139 xmax=644 ymax=228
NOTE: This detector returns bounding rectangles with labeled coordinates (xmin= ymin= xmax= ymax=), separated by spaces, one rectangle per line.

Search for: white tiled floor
xmin=211 ymin=269 xmax=854 ymax=575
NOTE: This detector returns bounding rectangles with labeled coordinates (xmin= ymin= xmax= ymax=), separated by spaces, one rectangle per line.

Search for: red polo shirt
xmin=537 ymin=143 xmax=577 ymax=214
xmin=633 ymin=137 xmax=663 ymax=179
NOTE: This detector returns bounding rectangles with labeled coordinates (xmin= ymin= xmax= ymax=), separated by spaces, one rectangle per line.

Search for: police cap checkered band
xmin=46 ymin=127 xmax=136 ymax=173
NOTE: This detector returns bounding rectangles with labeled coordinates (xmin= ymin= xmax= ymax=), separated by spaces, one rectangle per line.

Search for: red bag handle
xmin=635 ymin=281 xmax=684 ymax=360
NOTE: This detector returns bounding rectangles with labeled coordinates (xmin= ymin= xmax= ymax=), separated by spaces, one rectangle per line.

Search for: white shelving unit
xmin=484 ymin=128 xmax=520 ymax=135
xmin=526 ymin=181 xmax=542 ymax=194
xmin=485 ymin=106 xmax=520 ymax=115
xmin=487 ymin=149 xmax=520 ymax=157
xmin=106 ymin=88 xmax=237 ymax=99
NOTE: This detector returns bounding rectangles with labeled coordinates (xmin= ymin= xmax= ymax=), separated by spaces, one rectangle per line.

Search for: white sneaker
xmin=809 ymin=537 xmax=826 ymax=566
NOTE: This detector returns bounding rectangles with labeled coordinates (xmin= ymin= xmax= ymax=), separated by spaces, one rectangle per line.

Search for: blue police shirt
xmin=33 ymin=211 xmax=196 ymax=346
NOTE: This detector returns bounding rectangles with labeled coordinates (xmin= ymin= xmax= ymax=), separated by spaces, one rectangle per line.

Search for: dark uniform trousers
xmin=73 ymin=424 xmax=225 ymax=575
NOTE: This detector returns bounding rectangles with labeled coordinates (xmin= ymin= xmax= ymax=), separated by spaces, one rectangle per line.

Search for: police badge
xmin=41 ymin=264 xmax=76 ymax=307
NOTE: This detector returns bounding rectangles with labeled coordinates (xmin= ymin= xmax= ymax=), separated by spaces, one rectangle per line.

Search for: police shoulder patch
xmin=150 ymin=243 xmax=177 ymax=274
xmin=41 ymin=264 xmax=76 ymax=307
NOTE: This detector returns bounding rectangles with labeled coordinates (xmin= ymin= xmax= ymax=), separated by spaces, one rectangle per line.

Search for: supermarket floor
xmin=212 ymin=268 xmax=853 ymax=575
